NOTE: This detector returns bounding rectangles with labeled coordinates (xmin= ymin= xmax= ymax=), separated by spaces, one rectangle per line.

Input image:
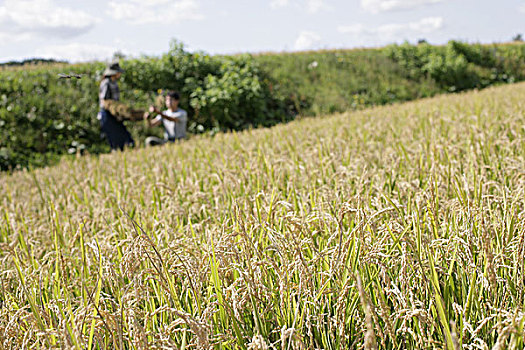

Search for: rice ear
xmin=102 ymin=99 xmax=145 ymax=121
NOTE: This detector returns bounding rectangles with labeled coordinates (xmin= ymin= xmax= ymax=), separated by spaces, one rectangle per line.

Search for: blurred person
xmin=97 ymin=61 xmax=135 ymax=151
xmin=144 ymin=91 xmax=188 ymax=146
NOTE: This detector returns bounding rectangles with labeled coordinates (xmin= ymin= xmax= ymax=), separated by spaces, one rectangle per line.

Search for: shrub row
xmin=0 ymin=41 xmax=291 ymax=171
xmin=1 ymin=40 xmax=524 ymax=171
xmin=385 ymin=41 xmax=525 ymax=91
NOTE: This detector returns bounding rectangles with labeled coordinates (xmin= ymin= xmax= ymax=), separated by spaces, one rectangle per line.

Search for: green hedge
xmin=122 ymin=41 xmax=292 ymax=131
xmin=385 ymin=41 xmax=525 ymax=91
xmin=0 ymin=41 xmax=291 ymax=171
xmin=0 ymin=63 xmax=105 ymax=169
xmin=1 ymin=40 xmax=525 ymax=171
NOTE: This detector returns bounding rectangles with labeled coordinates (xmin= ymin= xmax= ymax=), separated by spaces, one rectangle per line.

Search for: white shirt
xmin=153 ymin=108 xmax=188 ymax=140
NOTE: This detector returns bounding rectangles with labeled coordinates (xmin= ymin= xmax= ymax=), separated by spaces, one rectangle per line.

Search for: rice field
xmin=1 ymin=82 xmax=525 ymax=349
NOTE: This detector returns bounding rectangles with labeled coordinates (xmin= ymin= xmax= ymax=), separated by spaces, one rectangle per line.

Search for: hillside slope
xmin=1 ymin=82 xmax=524 ymax=348
xmin=2 ymin=41 xmax=525 ymax=171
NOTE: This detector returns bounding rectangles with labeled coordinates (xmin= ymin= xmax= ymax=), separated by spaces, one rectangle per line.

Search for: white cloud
xmin=270 ymin=0 xmax=290 ymax=9
xmin=0 ymin=0 xmax=97 ymax=43
xmin=107 ymin=0 xmax=204 ymax=24
xmin=519 ymin=3 xmax=525 ymax=13
xmin=270 ymin=0 xmax=330 ymax=13
xmin=361 ymin=0 xmax=443 ymax=13
xmin=294 ymin=31 xmax=321 ymax=50
xmin=306 ymin=0 xmax=331 ymax=13
xmin=139 ymin=0 xmax=173 ymax=4
xmin=338 ymin=17 xmax=443 ymax=39
xmin=35 ymin=43 xmax=126 ymax=63
xmin=0 ymin=32 xmax=33 ymax=44
xmin=338 ymin=24 xmax=366 ymax=35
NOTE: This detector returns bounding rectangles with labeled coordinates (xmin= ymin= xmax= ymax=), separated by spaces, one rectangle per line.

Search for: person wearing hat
xmin=97 ymin=61 xmax=135 ymax=151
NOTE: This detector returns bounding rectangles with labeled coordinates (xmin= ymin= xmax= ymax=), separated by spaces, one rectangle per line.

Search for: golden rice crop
xmin=1 ymin=82 xmax=524 ymax=349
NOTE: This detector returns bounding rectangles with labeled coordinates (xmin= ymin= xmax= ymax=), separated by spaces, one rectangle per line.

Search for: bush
xmin=386 ymin=41 xmax=525 ymax=92
xmin=0 ymin=63 xmax=107 ymax=171
xmin=0 ymin=42 xmax=291 ymax=171
xmin=121 ymin=41 xmax=291 ymax=132
xmin=2 ymin=40 xmax=525 ymax=171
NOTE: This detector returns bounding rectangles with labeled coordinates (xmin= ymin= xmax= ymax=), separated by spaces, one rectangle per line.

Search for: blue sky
xmin=0 ymin=0 xmax=524 ymax=63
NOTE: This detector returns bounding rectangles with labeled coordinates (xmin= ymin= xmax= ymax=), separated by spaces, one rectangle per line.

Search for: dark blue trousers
xmin=99 ymin=109 xmax=134 ymax=151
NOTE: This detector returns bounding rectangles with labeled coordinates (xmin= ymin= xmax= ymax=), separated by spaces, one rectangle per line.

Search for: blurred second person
xmin=144 ymin=91 xmax=188 ymax=146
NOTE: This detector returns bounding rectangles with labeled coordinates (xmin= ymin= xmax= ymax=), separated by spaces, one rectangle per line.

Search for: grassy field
xmin=1 ymin=82 xmax=525 ymax=349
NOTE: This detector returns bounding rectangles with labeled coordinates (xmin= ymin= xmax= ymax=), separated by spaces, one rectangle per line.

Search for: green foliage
xmin=122 ymin=41 xmax=291 ymax=132
xmin=0 ymin=63 xmax=108 ymax=171
xmin=386 ymin=41 xmax=525 ymax=91
xmin=1 ymin=40 xmax=525 ymax=171
xmin=254 ymin=48 xmax=440 ymax=115
xmin=0 ymin=42 xmax=290 ymax=171
xmin=188 ymin=54 xmax=290 ymax=130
